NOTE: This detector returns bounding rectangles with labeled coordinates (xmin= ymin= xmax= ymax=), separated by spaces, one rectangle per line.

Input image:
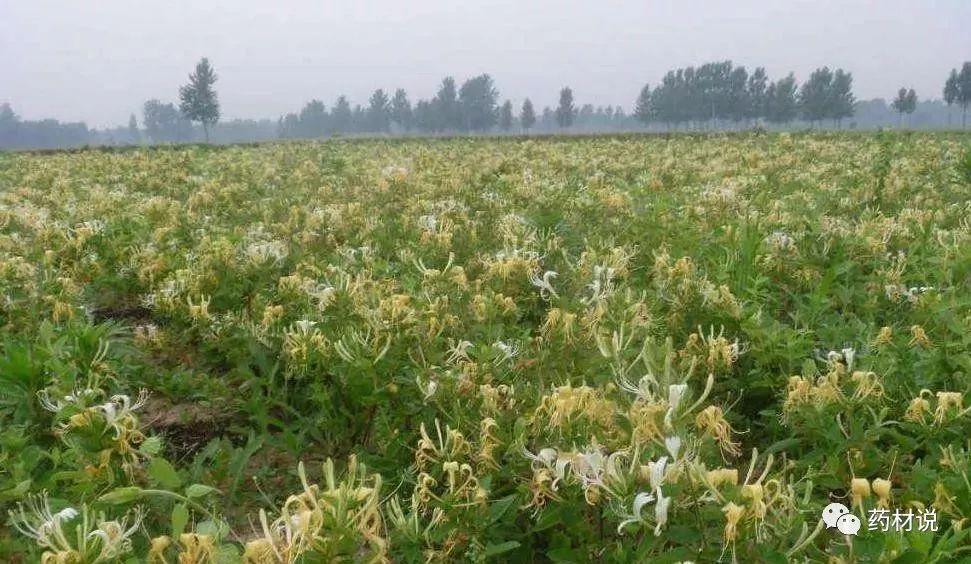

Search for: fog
xmin=1 ymin=0 xmax=969 ymax=128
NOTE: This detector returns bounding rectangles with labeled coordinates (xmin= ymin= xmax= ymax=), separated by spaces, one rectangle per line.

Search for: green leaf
xmin=185 ymin=484 xmax=219 ymax=499
xmin=762 ymin=438 xmax=801 ymax=456
xmin=215 ymin=544 xmax=242 ymax=564
xmin=149 ymin=457 xmax=182 ymax=490
xmin=171 ymin=503 xmax=189 ymax=539
xmin=892 ymin=550 xmax=927 ymax=564
xmin=483 ymin=541 xmax=520 ymax=558
xmin=98 ymin=487 xmax=144 ymax=505
xmin=139 ymin=436 xmax=163 ymax=456
xmin=488 ymin=494 xmax=519 ymax=524
xmin=196 ymin=519 xmax=230 ymax=540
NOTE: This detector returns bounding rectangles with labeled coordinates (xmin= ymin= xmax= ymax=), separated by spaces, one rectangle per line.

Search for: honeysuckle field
xmin=0 ymin=132 xmax=970 ymax=563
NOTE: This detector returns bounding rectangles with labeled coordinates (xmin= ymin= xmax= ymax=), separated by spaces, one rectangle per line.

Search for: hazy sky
xmin=2 ymin=0 xmax=968 ymax=128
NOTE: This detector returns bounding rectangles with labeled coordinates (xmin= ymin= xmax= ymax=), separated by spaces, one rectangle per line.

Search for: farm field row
xmin=0 ymin=132 xmax=969 ymax=562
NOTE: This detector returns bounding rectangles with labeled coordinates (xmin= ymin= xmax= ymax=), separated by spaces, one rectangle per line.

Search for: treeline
xmin=0 ymin=104 xmax=91 ymax=150
xmin=633 ymin=64 xmax=852 ymax=128
xmin=2 ymin=61 xmax=970 ymax=150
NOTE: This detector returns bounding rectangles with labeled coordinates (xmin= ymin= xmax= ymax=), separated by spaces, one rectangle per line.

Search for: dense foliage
xmin=0 ymin=132 xmax=970 ymax=562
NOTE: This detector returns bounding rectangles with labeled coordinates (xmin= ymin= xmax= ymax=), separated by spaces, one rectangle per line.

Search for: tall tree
xmin=766 ymin=74 xmax=798 ymax=125
xmin=0 ymin=103 xmax=18 ymax=146
xmin=555 ymin=87 xmax=575 ymax=129
xmin=433 ymin=77 xmax=460 ymax=131
xmin=829 ymin=69 xmax=855 ymax=127
xmin=390 ymin=89 xmax=413 ymax=131
xmin=633 ymin=84 xmax=652 ymax=126
xmin=331 ymin=95 xmax=352 ymax=133
xmin=799 ymin=67 xmax=834 ymax=126
xmin=958 ymin=62 xmax=971 ymax=128
xmin=178 ymin=58 xmax=220 ymax=142
xmin=127 ymin=114 xmax=140 ymax=143
xmin=143 ymin=99 xmax=192 ymax=143
xmin=299 ymin=99 xmax=327 ymax=137
xmin=499 ymin=100 xmax=513 ymax=131
xmin=278 ymin=113 xmax=300 ymax=138
xmin=891 ymin=88 xmax=909 ymax=127
xmin=367 ymin=89 xmax=391 ymax=132
xmin=458 ymin=74 xmax=499 ymax=132
xmin=351 ymin=105 xmax=366 ymax=133
xmin=727 ymin=65 xmax=750 ymax=124
xmin=944 ymin=69 xmax=959 ymax=127
xmin=520 ymin=98 xmax=536 ymax=132
xmin=746 ymin=67 xmax=769 ymax=122
xmin=413 ymin=100 xmax=435 ymax=133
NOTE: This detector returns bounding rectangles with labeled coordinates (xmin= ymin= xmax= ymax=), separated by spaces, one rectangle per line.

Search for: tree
xmin=351 ymin=105 xmax=366 ymax=133
xmin=390 ymin=89 xmax=413 ymax=131
xmin=458 ymin=74 xmax=499 ymax=132
xmin=433 ymin=77 xmax=460 ymax=132
xmin=178 ymin=58 xmax=220 ymax=142
xmin=127 ymin=114 xmax=140 ymax=143
xmin=278 ymin=113 xmax=300 ymax=138
xmin=299 ymin=99 xmax=327 ymax=137
xmin=143 ymin=99 xmax=192 ymax=143
xmin=829 ymin=69 xmax=855 ymax=127
xmin=499 ymin=100 xmax=513 ymax=131
xmin=944 ymin=69 xmax=959 ymax=127
xmin=766 ymin=74 xmax=798 ymax=125
xmin=331 ymin=95 xmax=352 ymax=133
xmin=958 ymin=62 xmax=971 ymax=129
xmin=555 ymin=87 xmax=575 ymax=129
xmin=414 ymin=100 xmax=435 ymax=133
xmin=633 ymin=84 xmax=652 ymax=126
xmin=746 ymin=67 xmax=768 ymax=122
xmin=0 ymin=103 xmax=18 ymax=146
xmin=520 ymin=98 xmax=536 ymax=132
xmin=727 ymin=65 xmax=750 ymax=124
xmin=891 ymin=88 xmax=916 ymax=127
xmin=799 ymin=67 xmax=834 ymax=126
xmin=906 ymin=89 xmax=918 ymax=118
xmin=367 ymin=89 xmax=391 ymax=132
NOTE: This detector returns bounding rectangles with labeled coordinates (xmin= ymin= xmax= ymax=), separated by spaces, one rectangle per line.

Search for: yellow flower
xmin=909 ymin=325 xmax=930 ymax=347
xmin=722 ymin=502 xmax=745 ymax=543
xmin=708 ymin=468 xmax=739 ymax=488
xmin=873 ymin=326 xmax=893 ymax=346
xmin=850 ymin=478 xmax=871 ymax=509
xmin=872 ymin=478 xmax=892 ymax=508
xmin=695 ymin=405 xmax=741 ymax=457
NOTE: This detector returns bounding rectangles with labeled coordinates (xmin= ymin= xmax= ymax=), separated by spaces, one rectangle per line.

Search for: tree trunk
xmin=203 ymin=123 xmax=210 ymax=143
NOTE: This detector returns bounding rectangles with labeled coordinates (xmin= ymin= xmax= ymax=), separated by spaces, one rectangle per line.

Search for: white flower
xmin=617 ymin=491 xmax=656 ymax=534
xmin=445 ymin=339 xmax=474 ymax=364
xmin=294 ymin=319 xmax=317 ymax=333
xmin=55 ymin=508 xmax=79 ymax=522
xmin=649 ymin=456 xmax=668 ymax=490
xmin=418 ymin=215 xmax=439 ymax=233
xmin=416 ymin=376 xmax=438 ymax=402
xmin=528 ymin=269 xmax=559 ymax=300
xmin=522 ymin=446 xmax=559 ymax=468
xmin=664 ymin=436 xmax=682 ymax=461
xmin=667 ymin=384 xmax=687 ymax=412
xmin=841 ymin=348 xmax=856 ymax=372
xmin=664 ymin=384 xmax=688 ymax=429
xmin=654 ymin=487 xmax=671 ymax=536
xmin=492 ymin=340 xmax=520 ymax=364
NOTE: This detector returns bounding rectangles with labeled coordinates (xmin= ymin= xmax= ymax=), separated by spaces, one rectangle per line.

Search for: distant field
xmin=1 ymin=133 xmax=969 ymax=562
